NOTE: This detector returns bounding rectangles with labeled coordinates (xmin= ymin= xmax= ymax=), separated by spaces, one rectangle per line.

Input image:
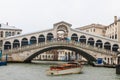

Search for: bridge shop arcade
xmin=1 ymin=21 xmax=120 ymax=65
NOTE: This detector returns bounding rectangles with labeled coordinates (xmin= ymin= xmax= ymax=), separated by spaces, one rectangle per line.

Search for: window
xmin=9 ymin=32 xmax=11 ymax=36
xmin=0 ymin=31 xmax=3 ymax=37
xmin=0 ymin=40 xmax=3 ymax=46
xmin=104 ymin=57 xmax=106 ymax=60
xmin=12 ymin=32 xmax=15 ymax=36
xmin=93 ymin=28 xmax=95 ymax=32
xmin=5 ymin=32 xmax=9 ymax=37
xmin=43 ymin=55 xmax=44 ymax=58
xmin=115 ymin=34 xmax=117 ymax=39
xmin=17 ymin=32 xmax=20 ymax=34
xmin=110 ymin=36 xmax=111 ymax=39
xmin=112 ymin=35 xmax=114 ymax=39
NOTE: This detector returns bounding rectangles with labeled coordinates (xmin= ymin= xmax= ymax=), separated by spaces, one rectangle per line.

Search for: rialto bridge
xmin=1 ymin=21 xmax=120 ymax=64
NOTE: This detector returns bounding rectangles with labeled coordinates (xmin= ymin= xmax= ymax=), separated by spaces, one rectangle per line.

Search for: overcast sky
xmin=0 ymin=0 xmax=120 ymax=33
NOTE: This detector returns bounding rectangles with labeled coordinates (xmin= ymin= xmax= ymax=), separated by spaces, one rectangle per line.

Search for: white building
xmin=57 ymin=49 xmax=83 ymax=61
xmin=0 ymin=23 xmax=22 ymax=48
xmin=77 ymin=16 xmax=120 ymax=42
xmin=34 ymin=50 xmax=58 ymax=61
xmin=76 ymin=24 xmax=107 ymax=36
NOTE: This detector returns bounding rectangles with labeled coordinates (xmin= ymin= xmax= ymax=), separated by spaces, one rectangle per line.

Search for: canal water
xmin=0 ymin=63 xmax=120 ymax=80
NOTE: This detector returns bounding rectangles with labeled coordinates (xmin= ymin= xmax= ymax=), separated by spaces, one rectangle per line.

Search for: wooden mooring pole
xmin=116 ymin=55 xmax=120 ymax=74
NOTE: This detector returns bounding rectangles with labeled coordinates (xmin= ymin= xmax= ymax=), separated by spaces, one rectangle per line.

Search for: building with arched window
xmin=57 ymin=49 xmax=86 ymax=61
xmin=0 ymin=23 xmax=22 ymax=48
xmin=34 ymin=50 xmax=58 ymax=61
xmin=76 ymin=16 xmax=120 ymax=43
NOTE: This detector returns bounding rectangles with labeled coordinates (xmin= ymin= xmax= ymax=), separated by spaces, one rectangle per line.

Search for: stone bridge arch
xmin=2 ymin=40 xmax=117 ymax=64
xmin=24 ymin=45 xmax=97 ymax=64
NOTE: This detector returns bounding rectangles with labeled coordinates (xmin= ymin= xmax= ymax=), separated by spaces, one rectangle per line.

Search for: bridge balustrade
xmin=2 ymin=40 xmax=117 ymax=57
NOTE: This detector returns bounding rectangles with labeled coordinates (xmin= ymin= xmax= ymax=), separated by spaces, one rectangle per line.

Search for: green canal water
xmin=0 ymin=63 xmax=120 ymax=80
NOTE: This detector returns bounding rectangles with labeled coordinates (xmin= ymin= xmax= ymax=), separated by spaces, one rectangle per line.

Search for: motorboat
xmin=46 ymin=61 xmax=83 ymax=76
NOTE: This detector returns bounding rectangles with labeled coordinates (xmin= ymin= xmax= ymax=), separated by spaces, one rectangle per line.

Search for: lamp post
xmin=116 ymin=49 xmax=120 ymax=74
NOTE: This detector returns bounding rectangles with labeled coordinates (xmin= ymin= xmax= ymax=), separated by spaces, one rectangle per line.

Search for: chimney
xmin=114 ymin=16 xmax=117 ymax=25
xmin=6 ymin=22 xmax=8 ymax=25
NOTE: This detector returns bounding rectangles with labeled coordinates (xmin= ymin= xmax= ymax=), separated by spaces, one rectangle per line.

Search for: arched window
xmin=0 ymin=31 xmax=3 ymax=37
xmin=112 ymin=44 xmax=119 ymax=52
xmin=71 ymin=33 xmax=78 ymax=42
xmin=21 ymin=38 xmax=28 ymax=46
xmin=4 ymin=41 xmax=11 ymax=50
xmin=87 ymin=37 xmax=94 ymax=46
xmin=30 ymin=36 xmax=37 ymax=44
xmin=79 ymin=35 xmax=86 ymax=43
xmin=5 ymin=32 xmax=9 ymax=37
xmin=57 ymin=25 xmax=68 ymax=40
xmin=96 ymin=40 xmax=103 ymax=48
xmin=115 ymin=34 xmax=117 ymax=39
xmin=38 ymin=35 xmax=45 ymax=43
xmin=17 ymin=32 xmax=20 ymax=34
xmin=43 ymin=55 xmax=44 ymax=58
xmin=104 ymin=42 xmax=111 ymax=50
xmin=48 ymin=55 xmax=50 ymax=58
xmin=12 ymin=32 xmax=15 ymax=36
xmin=47 ymin=33 xmax=54 ymax=41
xmin=9 ymin=32 xmax=11 ymax=36
xmin=13 ymin=39 xmax=20 ymax=48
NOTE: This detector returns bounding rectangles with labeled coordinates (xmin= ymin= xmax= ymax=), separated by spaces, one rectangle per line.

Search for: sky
xmin=0 ymin=0 xmax=120 ymax=34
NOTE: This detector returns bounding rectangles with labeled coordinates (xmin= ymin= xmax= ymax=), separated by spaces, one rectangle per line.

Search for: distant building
xmin=34 ymin=50 xmax=58 ymax=61
xmin=76 ymin=24 xmax=107 ymax=36
xmin=0 ymin=22 xmax=22 ymax=48
xmin=105 ymin=16 xmax=118 ymax=40
xmin=77 ymin=16 xmax=120 ymax=42
xmin=57 ymin=49 xmax=83 ymax=61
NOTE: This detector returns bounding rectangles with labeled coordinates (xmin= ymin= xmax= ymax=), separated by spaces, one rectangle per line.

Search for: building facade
xmin=77 ymin=16 xmax=120 ymax=43
xmin=105 ymin=16 xmax=118 ymax=40
xmin=0 ymin=23 xmax=22 ymax=49
xmin=34 ymin=49 xmax=58 ymax=61
xmin=34 ymin=49 xmax=85 ymax=61
xmin=57 ymin=49 xmax=83 ymax=61
xmin=76 ymin=24 xmax=107 ymax=36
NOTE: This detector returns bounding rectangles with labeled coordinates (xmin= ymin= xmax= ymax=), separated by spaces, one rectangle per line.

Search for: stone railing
xmin=3 ymin=40 xmax=117 ymax=56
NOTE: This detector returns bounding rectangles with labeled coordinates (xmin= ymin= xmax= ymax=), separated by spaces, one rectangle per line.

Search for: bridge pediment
xmin=53 ymin=21 xmax=72 ymax=28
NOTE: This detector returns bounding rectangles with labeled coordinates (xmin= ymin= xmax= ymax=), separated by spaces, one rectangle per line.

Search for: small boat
xmin=0 ymin=61 xmax=7 ymax=66
xmin=46 ymin=61 xmax=83 ymax=76
xmin=92 ymin=62 xmax=104 ymax=67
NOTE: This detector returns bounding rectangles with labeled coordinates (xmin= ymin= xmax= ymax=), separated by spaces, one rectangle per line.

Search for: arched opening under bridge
xmin=24 ymin=46 xmax=97 ymax=65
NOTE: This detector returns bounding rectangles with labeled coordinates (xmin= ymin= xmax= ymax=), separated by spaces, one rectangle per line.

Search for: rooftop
xmin=0 ymin=23 xmax=22 ymax=30
xmin=76 ymin=23 xmax=108 ymax=30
